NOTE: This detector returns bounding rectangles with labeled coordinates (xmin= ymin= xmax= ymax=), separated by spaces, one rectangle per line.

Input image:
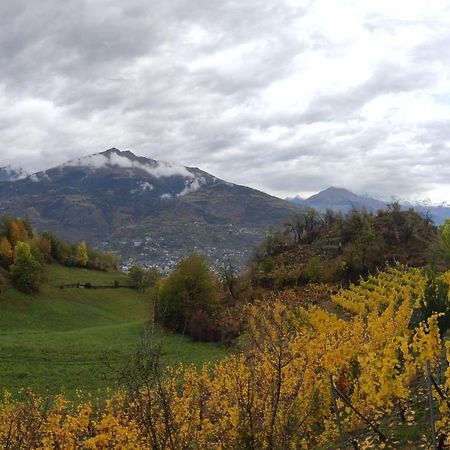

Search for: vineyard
xmin=1 ymin=266 xmax=450 ymax=448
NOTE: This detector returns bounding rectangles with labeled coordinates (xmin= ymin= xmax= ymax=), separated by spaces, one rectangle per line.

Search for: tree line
xmin=127 ymin=207 xmax=450 ymax=344
xmin=0 ymin=215 xmax=119 ymax=293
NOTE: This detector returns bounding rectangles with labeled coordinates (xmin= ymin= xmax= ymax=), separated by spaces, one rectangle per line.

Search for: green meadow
xmin=0 ymin=265 xmax=228 ymax=398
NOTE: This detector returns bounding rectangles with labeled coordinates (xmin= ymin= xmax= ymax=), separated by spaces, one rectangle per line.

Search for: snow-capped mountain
xmin=27 ymin=148 xmax=216 ymax=200
xmin=0 ymin=148 xmax=302 ymax=268
xmin=0 ymin=165 xmax=28 ymax=182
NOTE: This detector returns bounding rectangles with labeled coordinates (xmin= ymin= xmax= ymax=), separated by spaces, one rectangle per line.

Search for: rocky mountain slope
xmin=0 ymin=149 xmax=303 ymax=270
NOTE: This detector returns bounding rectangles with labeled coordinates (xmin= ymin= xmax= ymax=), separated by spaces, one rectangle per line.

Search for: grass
xmin=0 ymin=265 xmax=228 ymax=399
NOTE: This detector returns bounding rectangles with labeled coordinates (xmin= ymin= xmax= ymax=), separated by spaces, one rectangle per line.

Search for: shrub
xmin=129 ymin=266 xmax=159 ymax=292
xmin=157 ymin=254 xmax=221 ymax=341
xmin=10 ymin=242 xmax=44 ymax=293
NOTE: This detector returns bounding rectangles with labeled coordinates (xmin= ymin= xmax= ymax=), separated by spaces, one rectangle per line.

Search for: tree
xmin=10 ymin=241 xmax=44 ymax=293
xmin=9 ymin=219 xmax=31 ymax=245
xmin=157 ymin=254 xmax=220 ymax=341
xmin=284 ymin=211 xmax=323 ymax=245
xmin=129 ymin=266 xmax=159 ymax=292
xmin=424 ymin=219 xmax=450 ymax=271
xmin=42 ymin=231 xmax=71 ymax=264
xmin=75 ymin=241 xmax=89 ymax=267
xmin=0 ymin=236 xmax=13 ymax=268
xmin=38 ymin=237 xmax=52 ymax=262
xmin=440 ymin=219 xmax=450 ymax=252
xmin=418 ymin=274 xmax=450 ymax=334
xmin=219 ymin=258 xmax=238 ymax=299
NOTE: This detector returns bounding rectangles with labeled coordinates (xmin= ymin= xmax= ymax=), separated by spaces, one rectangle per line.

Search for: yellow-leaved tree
xmin=75 ymin=241 xmax=89 ymax=267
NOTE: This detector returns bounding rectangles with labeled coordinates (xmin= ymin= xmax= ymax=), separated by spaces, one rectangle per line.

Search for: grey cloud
xmin=0 ymin=0 xmax=449 ymax=202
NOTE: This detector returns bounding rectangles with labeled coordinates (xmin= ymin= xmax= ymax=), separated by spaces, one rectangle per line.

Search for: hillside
xmin=249 ymin=206 xmax=441 ymax=289
xmin=0 ymin=264 xmax=227 ymax=397
xmin=288 ymin=186 xmax=450 ymax=225
xmin=0 ymin=148 xmax=303 ymax=270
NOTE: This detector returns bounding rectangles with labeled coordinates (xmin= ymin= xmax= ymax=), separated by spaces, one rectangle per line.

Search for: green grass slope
xmin=0 ymin=265 xmax=227 ymax=398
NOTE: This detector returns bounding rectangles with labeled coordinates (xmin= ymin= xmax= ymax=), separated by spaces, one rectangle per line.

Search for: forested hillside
xmin=249 ymin=204 xmax=444 ymax=290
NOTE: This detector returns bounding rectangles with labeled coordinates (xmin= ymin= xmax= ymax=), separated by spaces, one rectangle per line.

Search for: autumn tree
xmin=75 ymin=241 xmax=89 ymax=266
xmin=0 ymin=236 xmax=13 ymax=268
xmin=10 ymin=241 xmax=44 ymax=292
xmin=38 ymin=237 xmax=52 ymax=262
xmin=41 ymin=231 xmax=71 ymax=265
xmin=9 ymin=219 xmax=31 ymax=245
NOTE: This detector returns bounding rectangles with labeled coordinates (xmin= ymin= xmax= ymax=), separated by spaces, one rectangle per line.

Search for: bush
xmin=186 ymin=309 xmax=220 ymax=342
xmin=157 ymin=255 xmax=221 ymax=341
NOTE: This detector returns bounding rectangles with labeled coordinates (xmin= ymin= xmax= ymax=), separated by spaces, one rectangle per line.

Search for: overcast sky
xmin=1 ymin=0 xmax=450 ymax=203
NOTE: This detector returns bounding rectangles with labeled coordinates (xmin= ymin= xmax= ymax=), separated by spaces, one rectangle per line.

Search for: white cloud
xmin=62 ymin=151 xmax=193 ymax=178
xmin=0 ymin=0 xmax=449 ymax=202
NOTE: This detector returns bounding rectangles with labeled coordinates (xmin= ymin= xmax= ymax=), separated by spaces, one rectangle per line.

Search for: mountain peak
xmin=300 ymin=186 xmax=387 ymax=213
xmin=25 ymin=148 xmax=220 ymax=199
xmin=101 ymin=148 xmax=137 ymax=159
xmin=60 ymin=148 xmax=196 ymax=180
xmin=314 ymin=186 xmax=357 ymax=197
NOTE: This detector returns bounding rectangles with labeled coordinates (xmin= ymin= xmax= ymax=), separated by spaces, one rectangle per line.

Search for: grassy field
xmin=0 ymin=265 xmax=228 ymax=398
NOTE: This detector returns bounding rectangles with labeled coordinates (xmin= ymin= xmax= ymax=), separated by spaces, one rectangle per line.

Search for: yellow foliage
xmin=0 ymin=266 xmax=448 ymax=448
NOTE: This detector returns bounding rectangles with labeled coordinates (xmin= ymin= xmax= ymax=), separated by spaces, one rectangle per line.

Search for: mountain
xmin=0 ymin=165 xmax=28 ymax=182
xmin=0 ymin=148 xmax=303 ymax=270
xmin=290 ymin=187 xmax=387 ymax=213
xmin=287 ymin=187 xmax=450 ymax=225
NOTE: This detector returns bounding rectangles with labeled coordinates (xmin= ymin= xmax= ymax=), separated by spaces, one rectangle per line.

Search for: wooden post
xmin=426 ymin=360 xmax=438 ymax=450
xmin=330 ymin=374 xmax=346 ymax=449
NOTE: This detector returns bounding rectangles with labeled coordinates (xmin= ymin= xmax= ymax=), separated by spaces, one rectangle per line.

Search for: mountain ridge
xmin=0 ymin=148 xmax=303 ymax=270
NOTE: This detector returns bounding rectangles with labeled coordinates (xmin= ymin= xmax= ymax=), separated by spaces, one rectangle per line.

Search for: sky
xmin=1 ymin=0 xmax=450 ymax=203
